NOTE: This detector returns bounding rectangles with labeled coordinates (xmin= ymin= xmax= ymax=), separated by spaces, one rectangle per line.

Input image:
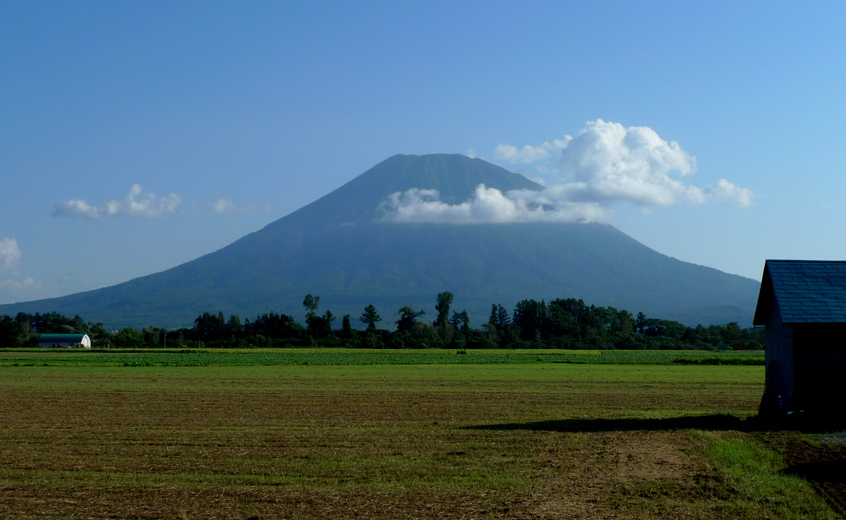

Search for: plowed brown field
xmin=0 ymin=360 xmax=837 ymax=519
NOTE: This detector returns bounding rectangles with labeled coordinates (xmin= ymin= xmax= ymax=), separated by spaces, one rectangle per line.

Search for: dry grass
xmin=0 ymin=361 xmax=836 ymax=519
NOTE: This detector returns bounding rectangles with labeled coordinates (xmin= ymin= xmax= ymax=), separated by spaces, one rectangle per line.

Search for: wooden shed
xmin=754 ymin=260 xmax=846 ymax=417
xmin=37 ymin=334 xmax=92 ymax=348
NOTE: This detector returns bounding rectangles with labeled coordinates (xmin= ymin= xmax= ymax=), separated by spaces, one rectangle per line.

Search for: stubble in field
xmin=0 ymin=362 xmax=835 ymax=519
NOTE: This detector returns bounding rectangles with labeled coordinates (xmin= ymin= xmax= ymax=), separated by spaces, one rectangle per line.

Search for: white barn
xmin=37 ymin=334 xmax=92 ymax=348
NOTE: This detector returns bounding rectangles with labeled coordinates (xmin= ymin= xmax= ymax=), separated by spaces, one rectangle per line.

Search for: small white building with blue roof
xmin=37 ymin=334 xmax=92 ymax=348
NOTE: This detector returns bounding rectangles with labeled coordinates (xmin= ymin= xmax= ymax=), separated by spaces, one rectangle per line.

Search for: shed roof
xmin=753 ymin=260 xmax=846 ymax=325
xmin=37 ymin=334 xmax=89 ymax=343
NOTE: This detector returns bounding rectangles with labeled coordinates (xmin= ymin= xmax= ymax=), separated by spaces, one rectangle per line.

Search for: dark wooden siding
xmin=793 ymin=324 xmax=846 ymax=413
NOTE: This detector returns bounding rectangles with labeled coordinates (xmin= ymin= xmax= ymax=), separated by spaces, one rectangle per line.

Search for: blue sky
xmin=2 ymin=1 xmax=845 ymax=305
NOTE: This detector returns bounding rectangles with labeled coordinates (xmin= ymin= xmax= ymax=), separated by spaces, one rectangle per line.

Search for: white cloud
xmin=0 ymin=238 xmax=21 ymax=269
xmin=209 ymin=199 xmax=272 ymax=215
xmin=0 ymin=277 xmax=35 ymax=290
xmin=494 ymin=144 xmax=552 ymax=163
xmin=493 ymin=119 xmax=753 ymax=209
xmin=494 ymin=137 xmax=571 ymax=164
xmin=211 ymin=199 xmax=237 ymax=213
xmin=0 ymin=238 xmax=38 ymax=301
xmin=464 ymin=149 xmax=477 ymax=159
xmin=704 ymin=179 xmax=754 ymax=207
xmin=384 ymin=120 xmax=754 ymax=225
xmin=53 ymin=184 xmax=182 ymax=219
xmin=381 ymin=185 xmax=608 ymax=224
xmin=557 ymin=119 xmax=698 ymax=206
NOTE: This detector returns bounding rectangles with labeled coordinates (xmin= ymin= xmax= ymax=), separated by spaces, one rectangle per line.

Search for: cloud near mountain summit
xmin=381 ymin=185 xmax=608 ymax=224
xmin=383 ymin=120 xmax=753 ymax=224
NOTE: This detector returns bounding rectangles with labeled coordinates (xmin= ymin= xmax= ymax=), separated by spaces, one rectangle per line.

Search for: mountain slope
xmin=0 ymin=154 xmax=760 ymax=328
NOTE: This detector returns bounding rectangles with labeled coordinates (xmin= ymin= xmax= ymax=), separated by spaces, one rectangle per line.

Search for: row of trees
xmin=0 ymin=293 xmax=764 ymax=350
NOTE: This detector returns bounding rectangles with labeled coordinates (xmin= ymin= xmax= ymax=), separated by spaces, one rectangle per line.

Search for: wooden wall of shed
xmin=793 ymin=324 xmax=846 ymax=413
xmin=764 ymin=304 xmax=793 ymax=403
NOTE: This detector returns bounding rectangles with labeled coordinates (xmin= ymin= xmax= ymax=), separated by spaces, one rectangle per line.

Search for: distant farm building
xmin=37 ymin=334 xmax=92 ymax=349
xmin=754 ymin=260 xmax=846 ymax=417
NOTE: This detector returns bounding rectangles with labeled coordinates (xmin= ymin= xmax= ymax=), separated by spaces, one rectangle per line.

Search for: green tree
xmin=396 ymin=306 xmax=425 ymax=332
xmin=635 ymin=312 xmax=648 ymax=334
xmin=303 ymin=294 xmax=320 ymax=321
xmin=513 ymin=299 xmax=544 ymax=341
xmin=0 ymin=315 xmax=22 ymax=348
xmin=303 ymin=294 xmax=327 ymax=339
xmin=360 ymin=304 xmax=382 ymax=331
xmin=89 ymin=323 xmax=111 ymax=348
xmin=615 ymin=309 xmax=634 ymax=334
xmin=341 ymin=314 xmax=352 ymax=337
xmin=194 ymin=312 xmax=225 ymax=342
xmin=488 ymin=304 xmax=510 ymax=328
xmin=227 ymin=314 xmax=243 ymax=335
xmin=450 ymin=310 xmax=470 ymax=334
xmin=309 ymin=310 xmax=335 ymax=339
xmin=496 ymin=305 xmax=510 ymax=328
xmin=70 ymin=315 xmax=88 ymax=333
xmin=114 ymin=327 xmax=144 ymax=347
xmin=250 ymin=311 xmax=302 ymax=341
xmin=434 ymin=291 xmax=454 ymax=327
xmin=142 ymin=326 xmax=163 ymax=347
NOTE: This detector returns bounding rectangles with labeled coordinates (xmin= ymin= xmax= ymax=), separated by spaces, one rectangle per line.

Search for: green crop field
xmin=0 ymin=349 xmax=838 ymax=519
xmin=0 ymin=348 xmax=765 ymax=367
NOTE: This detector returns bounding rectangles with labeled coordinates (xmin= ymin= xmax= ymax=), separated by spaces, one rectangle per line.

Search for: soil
xmin=784 ymin=437 xmax=846 ymax=515
xmin=1 ymin=364 xmax=835 ymax=519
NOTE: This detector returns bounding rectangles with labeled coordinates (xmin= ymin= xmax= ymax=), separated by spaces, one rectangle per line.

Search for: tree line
xmin=0 ymin=293 xmax=763 ymax=350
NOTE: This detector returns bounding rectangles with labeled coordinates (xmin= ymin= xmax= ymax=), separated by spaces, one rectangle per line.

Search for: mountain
xmin=0 ymin=154 xmax=760 ymax=329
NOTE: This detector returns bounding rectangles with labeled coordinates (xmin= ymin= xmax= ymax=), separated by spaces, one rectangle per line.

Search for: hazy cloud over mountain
xmin=54 ymin=184 xmax=182 ymax=219
xmin=381 ymin=184 xmax=607 ymax=224
xmin=384 ymin=120 xmax=753 ymax=225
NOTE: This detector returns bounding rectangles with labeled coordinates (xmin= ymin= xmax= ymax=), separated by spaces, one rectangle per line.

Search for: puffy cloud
xmin=704 ymin=179 xmax=754 ymax=207
xmin=493 ymin=119 xmax=753 ymax=209
xmin=0 ymin=238 xmax=21 ymax=269
xmin=494 ymin=144 xmax=552 ymax=163
xmin=53 ymin=184 xmax=182 ymax=219
xmin=557 ymin=119 xmax=697 ymax=206
xmin=494 ymin=137 xmax=571 ymax=164
xmin=381 ymin=185 xmax=608 ymax=224
xmin=384 ymin=120 xmax=753 ymax=225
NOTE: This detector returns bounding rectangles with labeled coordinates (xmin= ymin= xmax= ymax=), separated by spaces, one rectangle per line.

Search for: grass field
xmin=0 ymin=348 xmax=765 ymax=367
xmin=0 ymin=349 xmax=838 ymax=519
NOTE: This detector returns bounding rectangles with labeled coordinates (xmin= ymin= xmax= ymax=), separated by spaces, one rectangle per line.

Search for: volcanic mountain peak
xmin=278 ymin=153 xmax=543 ymax=228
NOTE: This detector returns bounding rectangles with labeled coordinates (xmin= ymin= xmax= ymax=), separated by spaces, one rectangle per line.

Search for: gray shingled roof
xmin=753 ymin=260 xmax=846 ymax=325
